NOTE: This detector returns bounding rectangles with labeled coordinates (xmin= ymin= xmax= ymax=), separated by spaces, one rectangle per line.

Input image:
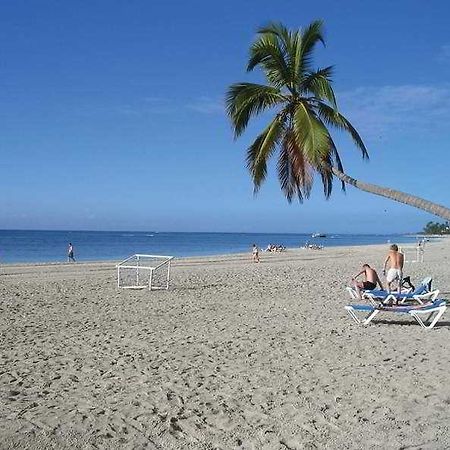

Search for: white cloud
xmin=338 ymin=84 xmax=450 ymax=138
xmin=186 ymin=96 xmax=224 ymax=114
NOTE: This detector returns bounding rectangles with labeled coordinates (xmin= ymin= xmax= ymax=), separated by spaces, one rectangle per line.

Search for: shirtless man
xmin=383 ymin=244 xmax=404 ymax=292
xmin=351 ymin=264 xmax=384 ymax=299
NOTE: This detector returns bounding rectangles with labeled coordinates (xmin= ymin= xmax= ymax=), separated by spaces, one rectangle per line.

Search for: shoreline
xmin=2 ymin=237 xmax=441 ymax=268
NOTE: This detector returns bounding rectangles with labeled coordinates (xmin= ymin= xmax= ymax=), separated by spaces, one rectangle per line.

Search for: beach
xmin=1 ymin=239 xmax=449 ymax=449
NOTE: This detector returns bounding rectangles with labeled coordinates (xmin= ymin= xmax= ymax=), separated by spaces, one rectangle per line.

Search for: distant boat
xmin=311 ymin=233 xmax=327 ymax=238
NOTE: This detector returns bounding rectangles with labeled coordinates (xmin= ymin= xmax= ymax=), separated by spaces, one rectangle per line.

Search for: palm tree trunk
xmin=331 ymin=167 xmax=450 ymax=221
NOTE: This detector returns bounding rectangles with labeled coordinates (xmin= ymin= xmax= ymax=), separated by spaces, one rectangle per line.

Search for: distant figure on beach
xmin=67 ymin=243 xmax=76 ymax=262
xmin=417 ymin=238 xmax=425 ymax=262
xmin=351 ymin=264 xmax=384 ymax=299
xmin=383 ymin=244 xmax=404 ymax=292
xmin=252 ymin=244 xmax=260 ymax=263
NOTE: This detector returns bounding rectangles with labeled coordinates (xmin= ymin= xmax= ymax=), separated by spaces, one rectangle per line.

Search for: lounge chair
xmin=344 ymin=299 xmax=447 ymax=329
xmin=378 ymin=289 xmax=439 ymax=306
xmin=346 ymin=277 xmax=436 ymax=305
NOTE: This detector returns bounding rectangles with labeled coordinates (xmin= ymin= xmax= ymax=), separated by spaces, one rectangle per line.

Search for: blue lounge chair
xmin=347 ymin=277 xmax=436 ymax=305
xmin=345 ymin=299 xmax=447 ymax=329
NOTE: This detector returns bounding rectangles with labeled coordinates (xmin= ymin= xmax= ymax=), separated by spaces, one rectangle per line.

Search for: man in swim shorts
xmin=383 ymin=244 xmax=404 ymax=292
xmin=351 ymin=264 xmax=384 ymax=299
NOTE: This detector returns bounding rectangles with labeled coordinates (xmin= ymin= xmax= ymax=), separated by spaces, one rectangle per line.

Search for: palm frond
xmin=299 ymin=20 xmax=325 ymax=73
xmin=247 ymin=32 xmax=291 ymax=88
xmin=226 ymin=83 xmax=285 ymax=138
xmin=291 ymin=31 xmax=303 ymax=89
xmin=317 ymin=153 xmax=334 ymax=198
xmin=292 ymin=102 xmax=331 ymax=164
xmin=302 ymin=66 xmax=336 ymax=107
xmin=316 ymin=102 xmax=369 ymax=159
xmin=246 ymin=116 xmax=285 ymax=192
xmin=256 ymin=22 xmax=300 ymax=91
xmin=313 ymin=114 xmax=346 ymax=193
xmin=327 ymin=133 xmax=346 ymax=192
xmin=277 ymin=129 xmax=314 ymax=202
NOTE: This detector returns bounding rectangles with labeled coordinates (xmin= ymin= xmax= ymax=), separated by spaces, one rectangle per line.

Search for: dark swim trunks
xmin=363 ymin=281 xmax=376 ymax=290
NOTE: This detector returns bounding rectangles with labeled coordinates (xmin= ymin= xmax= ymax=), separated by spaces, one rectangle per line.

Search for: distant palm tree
xmin=226 ymin=21 xmax=450 ymax=220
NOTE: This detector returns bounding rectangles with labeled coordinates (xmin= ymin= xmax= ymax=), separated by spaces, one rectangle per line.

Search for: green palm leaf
xmin=247 ymin=116 xmax=285 ymax=191
xmin=299 ymin=20 xmax=325 ymax=73
xmin=316 ymin=102 xmax=369 ymax=159
xmin=247 ymin=32 xmax=291 ymax=89
xmin=256 ymin=23 xmax=300 ymax=91
xmin=303 ymin=66 xmax=337 ymax=107
xmin=293 ymin=103 xmax=330 ymax=164
xmin=277 ymin=129 xmax=314 ymax=202
xmin=226 ymin=83 xmax=285 ymax=138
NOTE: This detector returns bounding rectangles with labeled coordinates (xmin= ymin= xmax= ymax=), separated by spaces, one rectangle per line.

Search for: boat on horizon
xmin=311 ymin=233 xmax=327 ymax=238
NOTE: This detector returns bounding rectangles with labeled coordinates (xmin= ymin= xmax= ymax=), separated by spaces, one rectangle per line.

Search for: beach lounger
xmin=344 ymin=299 xmax=447 ymax=329
xmin=346 ymin=277 xmax=436 ymax=305
xmin=381 ymin=289 xmax=439 ymax=306
xmin=365 ymin=282 xmax=437 ymax=306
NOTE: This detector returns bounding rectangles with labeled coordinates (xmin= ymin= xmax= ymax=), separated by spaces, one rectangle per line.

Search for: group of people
xmin=351 ymin=244 xmax=404 ymax=298
xmin=302 ymin=241 xmax=323 ymax=250
xmin=252 ymin=243 xmax=287 ymax=262
xmin=265 ymin=243 xmax=286 ymax=253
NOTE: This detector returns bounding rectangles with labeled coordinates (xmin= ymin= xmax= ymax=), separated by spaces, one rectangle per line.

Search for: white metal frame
xmin=116 ymin=254 xmax=174 ymax=291
xmin=400 ymin=245 xmax=424 ymax=263
xmin=345 ymin=301 xmax=447 ymax=329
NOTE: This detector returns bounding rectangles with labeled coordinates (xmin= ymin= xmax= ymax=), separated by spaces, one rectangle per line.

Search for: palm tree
xmin=226 ymin=21 xmax=450 ymax=220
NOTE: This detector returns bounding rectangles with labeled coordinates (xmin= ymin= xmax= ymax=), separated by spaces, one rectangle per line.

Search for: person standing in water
xmin=67 ymin=243 xmax=76 ymax=262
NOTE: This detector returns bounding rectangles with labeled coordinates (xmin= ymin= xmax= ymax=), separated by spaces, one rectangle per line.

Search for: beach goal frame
xmin=116 ymin=254 xmax=174 ymax=290
xmin=400 ymin=245 xmax=424 ymax=263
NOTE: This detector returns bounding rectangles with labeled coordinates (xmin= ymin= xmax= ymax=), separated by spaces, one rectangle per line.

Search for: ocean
xmin=0 ymin=230 xmax=421 ymax=264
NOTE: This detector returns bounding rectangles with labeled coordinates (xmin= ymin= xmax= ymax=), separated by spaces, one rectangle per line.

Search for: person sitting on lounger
xmin=351 ymin=264 xmax=384 ymax=299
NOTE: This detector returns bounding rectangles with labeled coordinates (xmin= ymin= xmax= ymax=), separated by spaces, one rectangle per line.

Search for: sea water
xmin=0 ymin=230 xmax=420 ymax=264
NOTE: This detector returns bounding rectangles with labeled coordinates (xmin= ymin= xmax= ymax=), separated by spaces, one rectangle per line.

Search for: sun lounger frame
xmin=363 ymin=289 xmax=440 ymax=306
xmin=345 ymin=301 xmax=447 ymax=329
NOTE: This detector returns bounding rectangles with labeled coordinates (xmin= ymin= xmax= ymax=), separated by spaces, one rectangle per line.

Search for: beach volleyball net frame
xmin=117 ymin=254 xmax=174 ymax=290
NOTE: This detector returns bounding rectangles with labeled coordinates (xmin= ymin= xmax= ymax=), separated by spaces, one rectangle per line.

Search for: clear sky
xmin=1 ymin=0 xmax=450 ymax=233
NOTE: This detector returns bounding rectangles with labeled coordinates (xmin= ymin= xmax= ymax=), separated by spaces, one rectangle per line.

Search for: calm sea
xmin=0 ymin=230 xmax=420 ymax=264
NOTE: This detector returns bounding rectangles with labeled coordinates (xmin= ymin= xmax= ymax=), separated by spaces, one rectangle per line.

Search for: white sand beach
xmin=1 ymin=239 xmax=449 ymax=449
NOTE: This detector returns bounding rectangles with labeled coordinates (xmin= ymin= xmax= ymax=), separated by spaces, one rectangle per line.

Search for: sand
xmin=1 ymin=239 xmax=449 ymax=449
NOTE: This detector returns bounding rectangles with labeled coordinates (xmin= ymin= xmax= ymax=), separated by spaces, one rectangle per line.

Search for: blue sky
xmin=1 ymin=0 xmax=449 ymax=233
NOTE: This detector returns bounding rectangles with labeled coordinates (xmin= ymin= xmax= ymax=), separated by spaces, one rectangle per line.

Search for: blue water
xmin=0 ymin=230 xmax=421 ymax=264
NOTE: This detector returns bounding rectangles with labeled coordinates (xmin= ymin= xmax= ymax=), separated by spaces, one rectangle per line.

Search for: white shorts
xmin=386 ymin=268 xmax=402 ymax=283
